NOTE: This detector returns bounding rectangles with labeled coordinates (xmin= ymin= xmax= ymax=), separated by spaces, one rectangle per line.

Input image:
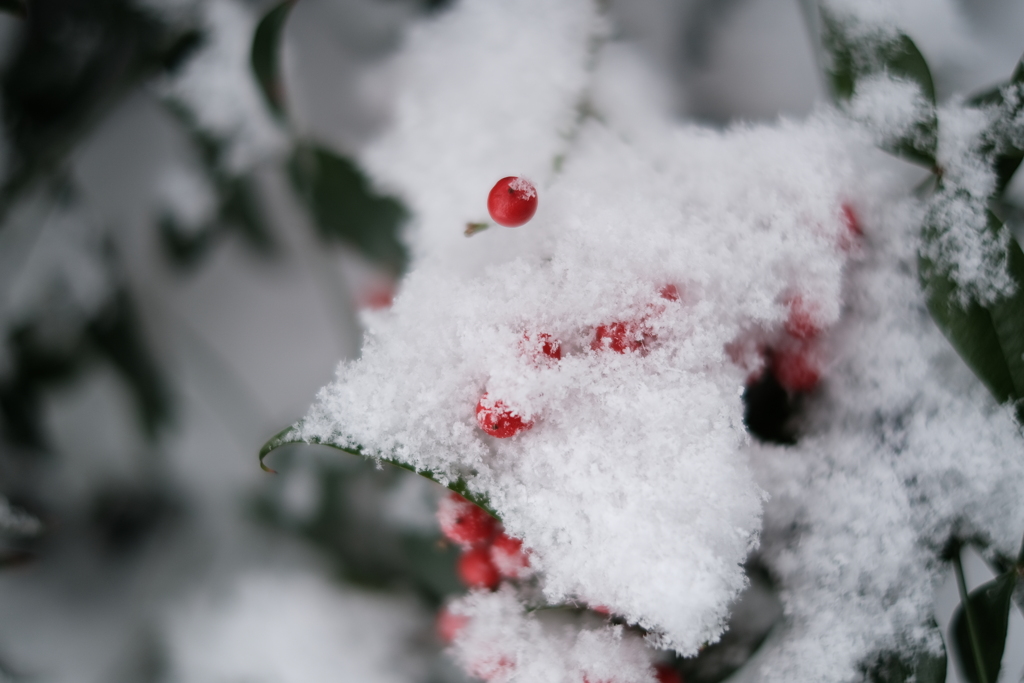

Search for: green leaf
xmin=818 ymin=4 xmax=938 ymax=167
xmin=251 ymin=0 xmax=295 ymax=119
xmin=0 ymin=0 xmax=26 ymax=17
xmin=862 ymin=623 xmax=947 ymax=683
xmin=289 ymin=143 xmax=409 ymax=274
xmin=919 ymin=213 xmax=1024 ymax=413
xmin=951 ymin=570 xmax=1015 ymax=683
xmin=259 ymin=422 xmax=498 ymax=518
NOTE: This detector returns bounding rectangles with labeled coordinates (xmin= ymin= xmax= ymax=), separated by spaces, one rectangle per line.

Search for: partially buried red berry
xmin=487 ymin=176 xmax=538 ymax=227
xmin=592 ymin=321 xmax=649 ymax=354
xmin=458 ymin=546 xmax=500 ymax=589
xmin=772 ymin=345 xmax=821 ymax=393
xmin=659 ymin=283 xmax=681 ymax=302
xmin=838 ymin=202 xmax=863 ymax=251
xmin=655 ymin=664 xmax=684 ymax=683
xmin=438 ymin=492 xmax=497 ymax=546
xmin=522 ymin=331 xmax=561 ymax=362
xmin=476 ymin=394 xmax=533 ymax=438
xmin=490 ymin=532 xmax=530 ymax=579
xmin=436 ymin=605 xmax=469 ymax=643
xmin=784 ymin=295 xmax=821 ymax=341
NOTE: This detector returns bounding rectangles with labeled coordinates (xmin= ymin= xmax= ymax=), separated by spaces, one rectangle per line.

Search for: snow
xmin=281 ymin=0 xmax=1024 ymax=681
xmin=448 ymin=587 xmax=658 ymax=683
xmin=164 ymin=571 xmax=427 ymax=683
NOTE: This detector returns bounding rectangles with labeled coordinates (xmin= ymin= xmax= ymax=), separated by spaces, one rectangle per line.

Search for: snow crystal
xmin=156 ymin=0 xmax=287 ymax=174
xmin=921 ymin=103 xmax=1014 ymax=305
xmin=164 ymin=571 xmax=427 ymax=683
xmin=848 ymin=75 xmax=932 ymax=150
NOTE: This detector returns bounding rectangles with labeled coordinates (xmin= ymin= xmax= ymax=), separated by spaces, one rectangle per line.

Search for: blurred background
xmin=0 ymin=0 xmax=1022 ymax=682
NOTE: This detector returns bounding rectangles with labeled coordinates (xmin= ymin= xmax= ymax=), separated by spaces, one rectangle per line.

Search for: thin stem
xmin=952 ymin=545 xmax=991 ymax=683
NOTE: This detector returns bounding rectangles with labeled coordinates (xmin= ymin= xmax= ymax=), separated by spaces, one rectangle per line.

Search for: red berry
xmin=592 ymin=321 xmax=649 ymax=354
xmin=487 ymin=176 xmax=538 ymax=227
xmin=659 ymin=284 xmax=681 ymax=302
xmin=490 ymin=532 xmax=530 ymax=578
xmin=458 ymin=546 xmax=500 ymax=589
xmin=522 ymin=331 xmax=561 ymax=362
xmin=591 ymin=605 xmax=611 ymax=615
xmin=655 ymin=664 xmax=684 ymax=683
xmin=842 ymin=203 xmax=862 ymax=237
xmin=773 ymin=346 xmax=821 ymax=392
xmin=784 ymin=296 xmax=821 ymax=340
xmin=438 ymin=492 xmax=497 ymax=546
xmin=476 ymin=394 xmax=533 ymax=438
xmin=436 ymin=606 xmax=469 ymax=643
xmin=838 ymin=202 xmax=863 ymax=251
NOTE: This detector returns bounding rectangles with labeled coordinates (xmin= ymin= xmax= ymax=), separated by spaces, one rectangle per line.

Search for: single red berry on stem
xmin=458 ymin=546 xmax=501 ymax=589
xmin=476 ymin=394 xmax=533 ymax=438
xmin=438 ymin=492 xmax=497 ymax=546
xmin=490 ymin=532 xmax=530 ymax=578
xmin=487 ymin=177 xmax=538 ymax=227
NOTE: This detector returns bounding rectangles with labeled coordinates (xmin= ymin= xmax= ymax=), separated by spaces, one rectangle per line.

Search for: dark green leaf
xmin=0 ymin=0 xmax=26 ymax=17
xmin=918 ymin=260 xmax=1016 ymax=406
xmin=951 ymin=571 xmax=1015 ymax=683
xmin=250 ymin=0 xmax=295 ymax=119
xmin=918 ymin=213 xmax=1024 ymax=413
xmin=818 ymin=4 xmax=937 ymax=166
xmin=968 ymin=56 xmax=1024 ymax=195
xmin=260 ymin=422 xmax=498 ymax=518
xmin=862 ymin=622 xmax=947 ymax=683
xmin=988 ymin=235 xmax=1024 ymax=407
xmin=289 ymin=144 xmax=408 ymax=274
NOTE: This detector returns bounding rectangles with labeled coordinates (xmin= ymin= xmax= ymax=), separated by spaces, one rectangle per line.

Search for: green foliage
xmin=0 ymin=0 xmax=26 ymax=18
xmin=950 ymin=570 xmax=1016 ymax=683
xmin=0 ymin=281 xmax=171 ymax=448
xmin=862 ymin=624 xmax=947 ymax=683
xmin=817 ymin=4 xmax=937 ymax=167
xmin=251 ymin=0 xmax=296 ymax=119
xmin=289 ymin=144 xmax=409 ymax=275
xmin=974 ymin=56 xmax=1024 ymax=196
xmin=918 ymin=211 xmax=1024 ymax=417
xmin=251 ymin=453 xmax=462 ymax=602
xmin=260 ymin=423 xmax=497 ymax=519
xmin=0 ymin=0 xmax=201 ymax=215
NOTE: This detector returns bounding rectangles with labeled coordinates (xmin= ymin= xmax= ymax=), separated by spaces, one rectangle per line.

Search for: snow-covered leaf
xmin=818 ymin=3 xmax=937 ymax=167
xmin=862 ymin=621 xmax=946 ymax=683
xmin=259 ymin=422 xmax=497 ymax=517
xmin=950 ymin=570 xmax=1015 ymax=683
xmin=250 ymin=0 xmax=295 ymax=119
xmin=919 ymin=211 xmax=1024 ymax=417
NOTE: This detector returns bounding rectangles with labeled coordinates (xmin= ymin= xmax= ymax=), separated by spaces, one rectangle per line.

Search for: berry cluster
xmin=437 ymin=492 xmax=531 ymax=590
xmin=474 ymin=287 xmax=683 ymax=440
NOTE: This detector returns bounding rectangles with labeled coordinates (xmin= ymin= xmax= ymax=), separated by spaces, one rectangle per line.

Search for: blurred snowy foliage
xmin=0 ymin=0 xmax=1023 ymax=682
